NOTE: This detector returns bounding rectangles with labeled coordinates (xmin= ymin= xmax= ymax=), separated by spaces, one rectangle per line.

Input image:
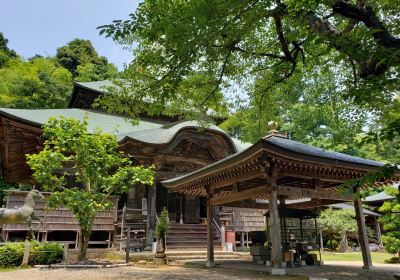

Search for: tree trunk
xmin=78 ymin=225 xmax=93 ymax=261
xmin=339 ymin=231 xmax=349 ymax=252
xmin=155 ymin=236 xmax=166 ymax=258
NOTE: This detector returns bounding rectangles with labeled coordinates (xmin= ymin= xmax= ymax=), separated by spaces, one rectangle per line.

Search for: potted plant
xmin=154 ymin=207 xmax=169 ymax=264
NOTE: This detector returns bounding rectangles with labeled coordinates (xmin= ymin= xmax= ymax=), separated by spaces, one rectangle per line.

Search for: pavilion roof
xmin=162 ymin=134 xmax=399 ymax=209
xmin=163 ymin=135 xmax=385 ymax=188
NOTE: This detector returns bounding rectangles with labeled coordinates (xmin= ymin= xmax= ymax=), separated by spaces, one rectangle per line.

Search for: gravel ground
xmin=0 ymin=265 xmax=306 ymax=280
xmin=1 ymin=261 xmax=399 ymax=280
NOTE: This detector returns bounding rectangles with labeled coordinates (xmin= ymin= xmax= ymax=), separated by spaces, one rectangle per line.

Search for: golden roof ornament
xmin=264 ymin=120 xmax=288 ymax=139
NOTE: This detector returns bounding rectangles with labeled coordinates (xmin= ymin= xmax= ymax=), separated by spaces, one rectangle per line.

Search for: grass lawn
xmin=318 ymin=252 xmax=396 ymax=264
xmin=0 ymin=267 xmax=21 ymax=272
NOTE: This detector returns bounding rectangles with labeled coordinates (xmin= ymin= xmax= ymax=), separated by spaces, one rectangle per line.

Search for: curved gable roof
xmin=0 ymin=108 xmax=248 ymax=152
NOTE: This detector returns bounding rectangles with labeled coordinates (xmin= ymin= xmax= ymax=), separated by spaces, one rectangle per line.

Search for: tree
xmin=0 ymin=57 xmax=72 ymax=108
xmin=26 ymin=117 xmax=154 ymax=260
xmin=0 ymin=32 xmax=16 ymax=67
xmin=220 ymin=65 xmax=369 ymax=154
xmin=318 ymin=208 xmax=358 ymax=252
xmin=56 ymin=39 xmax=119 ymax=80
xmin=98 ymin=0 xmax=400 ymax=124
xmin=379 ymin=187 xmax=400 ymax=257
xmin=76 ymin=62 xmax=118 ymax=82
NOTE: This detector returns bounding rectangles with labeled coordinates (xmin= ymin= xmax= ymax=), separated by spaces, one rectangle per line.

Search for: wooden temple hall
xmin=162 ymin=129 xmax=400 ymax=273
xmin=0 ymin=80 xmax=399 ymax=272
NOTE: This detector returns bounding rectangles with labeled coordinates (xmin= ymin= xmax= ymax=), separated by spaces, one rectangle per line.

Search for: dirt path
xmin=0 ymin=265 xmax=306 ymax=280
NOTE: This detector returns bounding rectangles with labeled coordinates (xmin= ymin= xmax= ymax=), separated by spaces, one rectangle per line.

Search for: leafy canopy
xmin=318 ymin=208 xmax=358 ymax=236
xmin=98 ymin=0 xmax=400 ymax=122
xmin=0 ymin=57 xmax=72 ymax=108
xmin=26 ymin=117 xmax=154 ymax=259
xmin=56 ymin=38 xmax=119 ymax=80
xmin=379 ymin=187 xmax=400 ymax=256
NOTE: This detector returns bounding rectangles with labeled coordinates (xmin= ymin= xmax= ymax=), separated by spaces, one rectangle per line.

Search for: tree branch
xmin=230 ymin=45 xmax=286 ymax=60
xmin=273 ymin=12 xmax=293 ymax=61
xmin=332 ymin=0 xmax=400 ymax=49
xmin=200 ymin=50 xmax=232 ymax=106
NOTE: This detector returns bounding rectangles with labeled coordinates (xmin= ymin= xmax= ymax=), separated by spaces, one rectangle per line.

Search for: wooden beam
xmin=277 ymin=185 xmax=354 ymax=201
xmin=210 ymin=184 xmax=352 ymax=206
xmin=210 ymin=168 xmax=263 ymax=190
xmin=287 ymin=199 xmax=339 ymax=209
xmin=210 ymin=186 xmax=269 ymax=206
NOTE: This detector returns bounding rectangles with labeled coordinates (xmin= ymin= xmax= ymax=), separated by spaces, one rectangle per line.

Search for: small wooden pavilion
xmin=162 ymin=130 xmax=399 ymax=274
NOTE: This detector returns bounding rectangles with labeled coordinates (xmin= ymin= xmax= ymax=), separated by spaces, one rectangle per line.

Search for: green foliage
xmin=76 ymin=62 xmax=118 ymax=82
xmin=28 ymin=242 xmax=63 ymax=265
xmin=318 ymin=208 xmax=358 ymax=237
xmin=326 ymin=239 xmax=339 ymax=251
xmin=0 ymin=57 xmax=72 ymax=108
xmin=155 ymin=207 xmax=170 ymax=239
xmin=99 ymin=0 xmax=400 ymax=124
xmin=0 ymin=241 xmax=63 ymax=267
xmin=26 ymin=117 xmax=155 ymax=260
xmin=379 ymin=186 xmax=400 ymax=256
xmin=0 ymin=242 xmax=24 ymax=267
xmin=0 ymin=178 xmax=31 ymax=207
xmin=0 ymin=32 xmax=16 ymax=67
xmin=384 ymin=257 xmax=400 ymax=264
xmin=56 ymin=39 xmax=118 ymax=80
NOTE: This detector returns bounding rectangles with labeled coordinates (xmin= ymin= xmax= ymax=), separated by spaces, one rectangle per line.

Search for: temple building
xmin=0 ymin=80 xmax=398 ymax=270
xmin=0 ymin=80 xmax=262 ymax=249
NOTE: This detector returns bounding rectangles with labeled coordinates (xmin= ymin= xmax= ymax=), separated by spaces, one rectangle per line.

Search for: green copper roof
xmin=0 ymin=108 xmax=249 ymax=152
xmin=74 ymin=80 xmax=116 ymax=93
xmin=0 ymin=108 xmax=162 ymax=137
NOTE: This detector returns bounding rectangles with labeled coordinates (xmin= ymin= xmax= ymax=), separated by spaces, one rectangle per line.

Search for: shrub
xmin=0 ymin=241 xmax=63 ymax=267
xmin=155 ymin=207 xmax=169 ymax=239
xmin=326 ymin=239 xmax=338 ymax=251
xmin=0 ymin=242 xmax=25 ymax=267
xmin=29 ymin=242 xmax=63 ymax=265
xmin=384 ymin=257 xmax=400 ymax=264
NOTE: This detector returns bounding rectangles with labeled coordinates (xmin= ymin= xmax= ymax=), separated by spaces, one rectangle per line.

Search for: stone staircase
xmin=166 ymin=223 xmax=221 ymax=251
xmin=166 ymin=250 xmax=250 ymax=262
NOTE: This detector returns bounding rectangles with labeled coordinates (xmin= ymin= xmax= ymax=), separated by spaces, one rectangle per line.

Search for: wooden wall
xmin=2 ymin=192 xmax=117 ymax=233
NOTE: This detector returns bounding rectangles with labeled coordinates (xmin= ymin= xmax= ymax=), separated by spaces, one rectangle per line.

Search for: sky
xmin=0 ymin=0 xmax=140 ymax=69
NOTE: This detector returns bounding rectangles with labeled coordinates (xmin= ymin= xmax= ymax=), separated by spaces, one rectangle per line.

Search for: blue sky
xmin=0 ymin=0 xmax=140 ymax=69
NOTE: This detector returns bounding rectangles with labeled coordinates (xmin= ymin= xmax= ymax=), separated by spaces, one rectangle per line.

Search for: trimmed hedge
xmin=0 ymin=241 xmax=63 ymax=267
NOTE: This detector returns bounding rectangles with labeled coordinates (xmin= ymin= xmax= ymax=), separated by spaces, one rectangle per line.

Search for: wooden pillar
xmin=147 ymin=180 xmax=157 ymax=247
xmin=126 ymin=226 xmax=131 ymax=263
xmin=206 ymin=190 xmax=215 ymax=268
xmin=354 ymin=191 xmax=372 ymax=269
xmin=75 ymin=231 xmax=79 ymax=249
xmin=240 ymin=232 xmax=245 ymax=248
xmin=270 ymin=180 xmax=285 ymax=275
xmin=374 ymin=216 xmax=383 ymax=247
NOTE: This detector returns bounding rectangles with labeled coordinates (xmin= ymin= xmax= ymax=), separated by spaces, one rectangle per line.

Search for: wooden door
xmin=184 ymin=195 xmax=200 ymax=223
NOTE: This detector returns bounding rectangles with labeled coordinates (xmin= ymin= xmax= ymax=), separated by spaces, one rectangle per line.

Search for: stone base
xmin=271 ymin=268 xmax=286 ymax=276
xmin=155 ymin=252 xmax=166 ymax=258
xmin=205 ymin=261 xmax=216 ymax=268
xmin=153 ymin=257 xmax=166 ymax=265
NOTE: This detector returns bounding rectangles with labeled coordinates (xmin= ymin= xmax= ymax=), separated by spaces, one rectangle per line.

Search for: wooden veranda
xmin=162 ymin=132 xmax=399 ymax=274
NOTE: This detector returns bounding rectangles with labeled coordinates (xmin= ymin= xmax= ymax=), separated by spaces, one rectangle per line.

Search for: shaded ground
xmin=0 ymin=265 xmax=305 ymax=280
xmin=185 ymin=260 xmax=400 ymax=280
xmin=1 ymin=260 xmax=399 ymax=280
